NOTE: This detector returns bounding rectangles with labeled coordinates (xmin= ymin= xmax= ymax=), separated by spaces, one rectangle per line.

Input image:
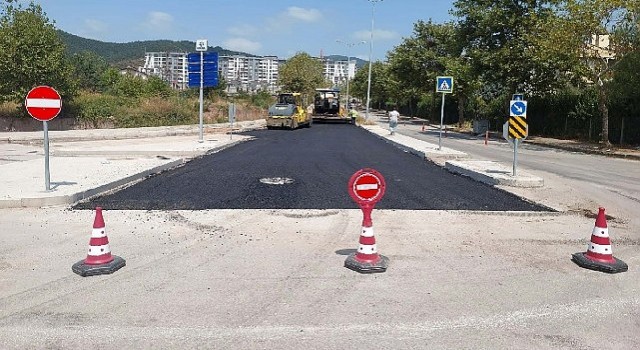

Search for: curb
xmin=0 ymin=138 xmax=250 ymax=209
xmin=0 ymin=159 xmax=184 ymax=209
xmin=524 ymin=140 xmax=640 ymax=161
xmin=445 ymin=160 xmax=544 ymax=188
xmin=359 ymin=123 xmax=540 ymax=188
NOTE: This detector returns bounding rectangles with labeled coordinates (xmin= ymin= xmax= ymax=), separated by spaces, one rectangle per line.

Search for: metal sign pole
xmin=438 ymin=93 xmax=445 ymax=150
xmin=513 ymin=138 xmax=519 ymax=177
xmin=198 ymin=51 xmax=204 ymax=143
xmin=229 ymin=103 xmax=235 ymax=140
xmin=43 ymin=121 xmax=51 ymax=191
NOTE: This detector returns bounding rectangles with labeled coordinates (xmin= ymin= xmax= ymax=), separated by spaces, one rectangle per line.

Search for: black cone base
xmin=72 ymin=255 xmax=126 ymax=277
xmin=572 ymin=252 xmax=628 ymax=274
xmin=344 ymin=253 xmax=389 ymax=274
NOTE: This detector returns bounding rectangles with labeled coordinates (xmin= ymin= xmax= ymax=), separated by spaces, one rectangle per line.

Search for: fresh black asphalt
xmin=74 ymin=123 xmax=551 ymax=211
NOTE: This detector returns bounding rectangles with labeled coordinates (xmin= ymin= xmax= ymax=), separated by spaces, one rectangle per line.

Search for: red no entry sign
xmin=348 ymin=168 xmax=386 ymax=206
xmin=25 ymin=86 xmax=62 ymax=121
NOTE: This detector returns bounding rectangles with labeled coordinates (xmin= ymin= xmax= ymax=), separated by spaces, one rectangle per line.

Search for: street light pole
xmin=336 ymin=40 xmax=365 ymax=109
xmin=365 ymin=0 xmax=383 ymax=121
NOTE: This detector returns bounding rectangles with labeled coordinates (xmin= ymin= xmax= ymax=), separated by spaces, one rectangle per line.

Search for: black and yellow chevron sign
xmin=508 ymin=116 xmax=528 ymax=139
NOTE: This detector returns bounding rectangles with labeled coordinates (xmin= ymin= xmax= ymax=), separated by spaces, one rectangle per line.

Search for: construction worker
xmin=349 ymin=108 xmax=359 ymax=125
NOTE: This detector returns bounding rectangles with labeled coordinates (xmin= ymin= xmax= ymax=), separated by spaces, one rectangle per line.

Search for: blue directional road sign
xmin=510 ymin=100 xmax=527 ymax=117
xmin=436 ymin=76 xmax=454 ymax=94
xmin=188 ymin=52 xmax=219 ymax=88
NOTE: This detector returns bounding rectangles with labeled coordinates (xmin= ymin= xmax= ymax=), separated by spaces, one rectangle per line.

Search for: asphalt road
xmin=400 ymin=124 xmax=640 ymax=197
xmin=3 ymin=123 xmax=639 ymax=349
xmin=75 ymin=123 xmax=550 ymax=211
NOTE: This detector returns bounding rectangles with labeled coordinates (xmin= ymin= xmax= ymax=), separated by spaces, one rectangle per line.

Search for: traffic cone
xmin=72 ymin=207 xmax=126 ymax=277
xmin=344 ymin=212 xmax=388 ymax=273
xmin=572 ymin=207 xmax=628 ymax=273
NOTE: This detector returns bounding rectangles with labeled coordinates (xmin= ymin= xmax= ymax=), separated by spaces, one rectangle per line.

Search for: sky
xmin=33 ymin=0 xmax=456 ymax=61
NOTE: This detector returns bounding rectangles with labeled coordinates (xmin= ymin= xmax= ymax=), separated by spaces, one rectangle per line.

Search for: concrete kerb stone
xmin=524 ymin=139 xmax=640 ymax=161
xmin=50 ymin=137 xmax=250 ymax=159
xmin=68 ymin=158 xmax=186 ymax=204
xmin=445 ymin=160 xmax=544 ymax=188
xmin=0 ymin=136 xmax=251 ymax=209
xmin=358 ymin=123 xmax=544 ymax=189
xmin=0 ymin=158 xmax=185 ymax=209
xmin=359 ymin=124 xmax=469 ymax=162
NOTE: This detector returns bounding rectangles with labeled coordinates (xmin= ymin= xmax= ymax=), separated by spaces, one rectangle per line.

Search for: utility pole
xmin=336 ymin=40 xmax=366 ymax=109
xmin=365 ymin=0 xmax=383 ymax=121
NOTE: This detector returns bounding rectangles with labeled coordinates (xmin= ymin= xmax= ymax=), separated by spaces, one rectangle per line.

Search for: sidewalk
xmin=366 ymin=111 xmax=640 ymax=183
xmin=395 ymin=115 xmax=640 ymax=161
xmin=363 ymin=112 xmax=546 ymax=188
xmin=0 ymin=121 xmax=263 ymax=208
xmin=361 ymin=123 xmax=544 ymax=188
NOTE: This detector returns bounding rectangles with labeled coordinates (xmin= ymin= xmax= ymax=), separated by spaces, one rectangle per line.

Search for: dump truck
xmin=266 ymin=93 xmax=312 ymax=129
xmin=311 ymin=88 xmax=350 ymax=123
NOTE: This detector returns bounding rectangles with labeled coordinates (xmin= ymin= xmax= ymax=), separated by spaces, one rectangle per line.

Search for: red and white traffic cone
xmin=344 ymin=205 xmax=388 ymax=273
xmin=72 ymin=207 xmax=126 ymax=277
xmin=572 ymin=207 xmax=627 ymax=273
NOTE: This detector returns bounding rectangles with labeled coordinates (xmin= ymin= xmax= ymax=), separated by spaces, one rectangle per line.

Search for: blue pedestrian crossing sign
xmin=510 ymin=100 xmax=528 ymax=117
xmin=436 ymin=76 xmax=454 ymax=94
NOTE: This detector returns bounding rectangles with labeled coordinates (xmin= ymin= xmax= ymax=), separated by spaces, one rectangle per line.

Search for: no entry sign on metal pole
xmin=24 ymin=85 xmax=62 ymax=191
xmin=348 ymin=168 xmax=386 ymax=206
xmin=25 ymin=85 xmax=62 ymax=121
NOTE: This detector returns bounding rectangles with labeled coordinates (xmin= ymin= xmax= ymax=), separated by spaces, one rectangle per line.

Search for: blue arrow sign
xmin=510 ymin=100 xmax=527 ymax=117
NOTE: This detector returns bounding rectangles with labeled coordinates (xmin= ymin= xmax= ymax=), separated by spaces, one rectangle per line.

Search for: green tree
xmin=453 ymin=0 xmax=564 ymax=107
xmin=99 ymin=67 xmax=120 ymax=91
xmin=278 ymin=52 xmax=325 ymax=102
xmin=350 ymin=61 xmax=391 ymax=111
xmin=0 ymin=0 xmax=75 ymax=105
xmin=143 ymin=76 xmax=173 ymax=98
xmin=387 ymin=20 xmax=447 ymax=118
xmin=539 ymin=0 xmax=640 ymax=145
xmin=387 ymin=20 xmax=477 ymax=124
xmin=69 ymin=51 xmax=110 ymax=92
xmin=610 ymin=51 xmax=640 ymax=143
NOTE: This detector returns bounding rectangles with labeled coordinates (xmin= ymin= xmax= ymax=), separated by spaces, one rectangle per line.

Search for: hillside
xmin=57 ymin=30 xmax=254 ymax=67
xmin=325 ymin=55 xmax=368 ymax=68
xmin=57 ymin=31 xmax=369 ymax=68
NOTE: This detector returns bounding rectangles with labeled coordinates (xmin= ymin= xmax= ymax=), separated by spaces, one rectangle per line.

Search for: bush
xmin=114 ymin=96 xmax=197 ymax=128
xmin=67 ymin=93 xmax=199 ymax=129
xmin=0 ymin=102 xmax=22 ymax=118
xmin=250 ymin=90 xmax=274 ymax=109
xmin=67 ymin=93 xmax=126 ymax=128
xmin=144 ymin=76 xmax=174 ymax=98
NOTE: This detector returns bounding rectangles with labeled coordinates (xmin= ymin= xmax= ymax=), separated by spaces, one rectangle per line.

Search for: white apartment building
xmin=139 ymin=52 xmax=359 ymax=93
xmin=588 ymin=34 xmax=615 ymax=61
xmin=138 ymin=52 xmax=189 ymax=90
xmin=218 ymin=55 xmax=281 ymax=94
xmin=323 ymin=59 xmax=357 ymax=87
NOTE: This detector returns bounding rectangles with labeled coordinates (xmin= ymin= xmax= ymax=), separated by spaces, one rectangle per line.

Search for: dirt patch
xmin=204 ymin=101 xmax=266 ymax=124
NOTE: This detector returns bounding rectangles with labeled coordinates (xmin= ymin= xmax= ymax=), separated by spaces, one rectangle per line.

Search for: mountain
xmin=57 ymin=30 xmax=254 ymax=67
xmin=325 ymin=55 xmax=368 ymax=68
xmin=56 ymin=31 xmax=371 ymax=68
